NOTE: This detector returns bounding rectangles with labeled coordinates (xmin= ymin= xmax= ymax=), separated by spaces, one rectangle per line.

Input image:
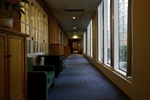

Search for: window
xmin=21 ymin=0 xmax=48 ymax=56
xmin=98 ymin=1 xmax=104 ymax=62
xmin=114 ymin=0 xmax=129 ymax=73
xmin=97 ymin=0 xmax=132 ymax=76
xmin=104 ymin=0 xmax=111 ymax=66
xmin=83 ymin=32 xmax=86 ymax=54
xmin=90 ymin=20 xmax=93 ymax=58
xmin=87 ymin=20 xmax=93 ymax=57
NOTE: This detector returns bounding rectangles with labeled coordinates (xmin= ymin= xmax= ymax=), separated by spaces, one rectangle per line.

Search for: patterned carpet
xmin=48 ymin=54 xmax=130 ymax=100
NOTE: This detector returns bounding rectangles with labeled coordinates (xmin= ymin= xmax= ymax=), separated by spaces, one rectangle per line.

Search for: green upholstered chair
xmin=27 ymin=57 xmax=55 ymax=100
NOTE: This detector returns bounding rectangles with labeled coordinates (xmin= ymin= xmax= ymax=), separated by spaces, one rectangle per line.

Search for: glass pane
xmin=27 ymin=40 xmax=29 ymax=53
xmin=37 ymin=42 xmax=39 ymax=52
xmin=21 ymin=8 xmax=25 ymax=22
xmin=43 ymin=43 xmax=45 ymax=52
xmin=31 ymin=4 xmax=34 ymax=13
xmin=26 ymin=10 xmax=30 ymax=25
xmin=21 ymin=0 xmax=48 ymax=54
xmin=34 ymin=17 xmax=38 ymax=28
xmin=119 ymin=0 xmax=128 ymax=72
xmin=45 ymin=44 xmax=48 ymax=52
xmin=32 ymin=16 xmax=35 ymax=27
xmin=33 ymin=29 xmax=38 ymax=40
xmin=35 ymin=7 xmax=38 ymax=17
xmin=35 ymin=41 xmax=38 ymax=52
xmin=26 ymin=2 xmax=30 ymax=9
xmin=107 ymin=0 xmax=111 ymax=65
xmin=40 ymin=32 xmax=44 ymax=41
xmin=32 ymin=29 xmax=35 ymax=40
xmin=45 ymin=34 xmax=48 ymax=42
xmin=21 ymin=23 xmax=25 ymax=33
xmin=27 ymin=40 xmax=31 ymax=54
xmin=26 ymin=25 xmax=30 ymax=35
xmin=20 ymin=2 xmax=25 ymax=6
xmin=35 ymin=30 xmax=38 ymax=40
xmin=43 ymin=23 xmax=45 ymax=33
xmin=98 ymin=2 xmax=104 ymax=62
xmin=45 ymin=16 xmax=48 ymax=25
xmin=40 ymin=42 xmax=43 ymax=52
xmin=45 ymin=25 xmax=48 ymax=34
xmin=40 ymin=21 xmax=43 ymax=31
xmin=33 ymin=41 xmax=36 ymax=53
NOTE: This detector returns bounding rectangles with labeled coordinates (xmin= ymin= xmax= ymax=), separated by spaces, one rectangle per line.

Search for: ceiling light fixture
xmin=73 ymin=17 xmax=76 ymax=19
xmin=72 ymin=32 xmax=79 ymax=39
xmin=74 ymin=27 xmax=76 ymax=29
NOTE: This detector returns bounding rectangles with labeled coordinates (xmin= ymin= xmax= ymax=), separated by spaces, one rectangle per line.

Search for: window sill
xmin=116 ymin=69 xmax=126 ymax=76
xmin=96 ymin=60 xmax=132 ymax=82
xmin=113 ymin=69 xmax=133 ymax=82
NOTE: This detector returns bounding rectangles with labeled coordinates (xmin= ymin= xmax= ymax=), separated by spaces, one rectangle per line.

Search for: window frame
xmin=97 ymin=0 xmax=132 ymax=77
xmin=87 ymin=20 xmax=93 ymax=57
xmin=104 ymin=0 xmax=112 ymax=66
xmin=21 ymin=0 xmax=49 ymax=57
xmin=98 ymin=1 xmax=104 ymax=62
xmin=83 ymin=32 xmax=87 ymax=54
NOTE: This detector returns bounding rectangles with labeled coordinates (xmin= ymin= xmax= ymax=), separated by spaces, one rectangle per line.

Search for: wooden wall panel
xmin=63 ymin=33 xmax=68 ymax=46
xmin=50 ymin=44 xmax=59 ymax=55
xmin=8 ymin=35 xmax=25 ymax=100
xmin=50 ymin=17 xmax=59 ymax=43
xmin=0 ymin=34 xmax=6 ymax=100
xmin=64 ymin=46 xmax=71 ymax=58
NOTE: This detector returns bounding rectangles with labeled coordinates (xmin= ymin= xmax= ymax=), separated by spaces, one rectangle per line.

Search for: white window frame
xmin=97 ymin=0 xmax=132 ymax=76
xmin=21 ymin=0 xmax=49 ymax=57
xmin=114 ymin=0 xmax=129 ymax=75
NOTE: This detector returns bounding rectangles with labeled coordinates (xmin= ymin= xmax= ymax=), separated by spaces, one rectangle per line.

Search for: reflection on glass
xmin=21 ymin=24 xmax=25 ymax=33
xmin=37 ymin=42 xmax=39 ymax=52
xmin=27 ymin=40 xmax=31 ymax=53
xmin=40 ymin=42 xmax=43 ymax=52
xmin=35 ymin=42 xmax=37 ymax=53
xmin=33 ymin=41 xmax=36 ymax=53
xmin=40 ymin=32 xmax=44 ymax=41
xmin=21 ymin=0 xmax=48 ymax=54
xmin=26 ymin=10 xmax=30 ymax=25
xmin=45 ymin=44 xmax=48 ymax=52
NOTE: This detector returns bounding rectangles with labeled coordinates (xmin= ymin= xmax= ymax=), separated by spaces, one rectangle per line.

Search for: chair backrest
xmin=27 ymin=57 xmax=33 ymax=71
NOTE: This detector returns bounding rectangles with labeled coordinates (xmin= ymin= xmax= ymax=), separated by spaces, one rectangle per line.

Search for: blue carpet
xmin=48 ymin=54 xmax=130 ymax=100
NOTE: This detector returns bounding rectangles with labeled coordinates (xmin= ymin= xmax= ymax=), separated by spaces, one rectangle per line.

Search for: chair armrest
xmin=28 ymin=71 xmax=48 ymax=82
xmin=28 ymin=71 xmax=48 ymax=100
xmin=33 ymin=65 xmax=55 ymax=71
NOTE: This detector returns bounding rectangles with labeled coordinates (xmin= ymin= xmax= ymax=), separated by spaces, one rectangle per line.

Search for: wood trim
xmin=0 ymin=27 xmax=29 ymax=37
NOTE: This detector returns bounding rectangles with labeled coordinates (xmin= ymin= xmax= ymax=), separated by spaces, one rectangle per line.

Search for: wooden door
xmin=8 ymin=35 xmax=25 ymax=100
xmin=0 ymin=33 xmax=7 ymax=100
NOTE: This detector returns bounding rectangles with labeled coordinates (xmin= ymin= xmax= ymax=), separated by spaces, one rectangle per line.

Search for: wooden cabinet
xmin=0 ymin=27 xmax=28 ymax=100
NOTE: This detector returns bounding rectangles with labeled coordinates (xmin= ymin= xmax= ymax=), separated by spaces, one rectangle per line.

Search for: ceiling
xmin=44 ymin=0 xmax=101 ymax=39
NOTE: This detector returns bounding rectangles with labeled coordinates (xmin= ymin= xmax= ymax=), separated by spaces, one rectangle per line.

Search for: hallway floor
xmin=48 ymin=54 xmax=130 ymax=100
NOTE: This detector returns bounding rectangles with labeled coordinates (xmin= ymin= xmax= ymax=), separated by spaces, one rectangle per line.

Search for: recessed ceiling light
xmin=73 ymin=17 xmax=76 ymax=19
xmin=74 ymin=27 xmax=76 ymax=29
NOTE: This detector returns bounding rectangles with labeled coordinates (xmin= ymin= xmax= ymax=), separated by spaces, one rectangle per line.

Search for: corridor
xmin=48 ymin=54 xmax=130 ymax=100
